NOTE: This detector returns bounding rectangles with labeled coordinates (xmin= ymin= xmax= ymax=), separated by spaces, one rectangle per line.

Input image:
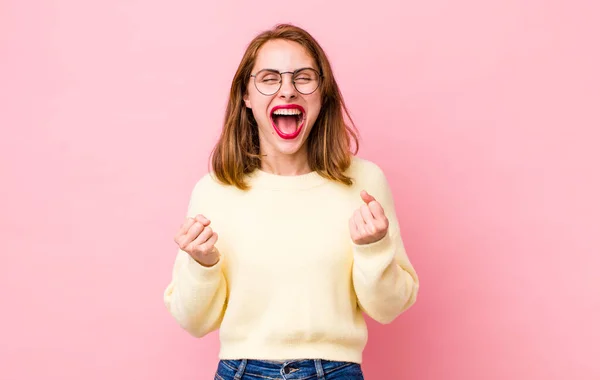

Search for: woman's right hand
xmin=174 ymin=214 xmax=220 ymax=267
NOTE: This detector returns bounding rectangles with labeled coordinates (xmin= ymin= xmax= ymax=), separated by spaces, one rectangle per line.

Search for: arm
xmin=351 ymin=167 xmax=419 ymax=324
xmin=163 ymin=176 xmax=228 ymax=337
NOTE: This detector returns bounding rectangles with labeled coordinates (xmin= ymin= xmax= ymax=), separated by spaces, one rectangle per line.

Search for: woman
xmin=164 ymin=23 xmax=419 ymax=379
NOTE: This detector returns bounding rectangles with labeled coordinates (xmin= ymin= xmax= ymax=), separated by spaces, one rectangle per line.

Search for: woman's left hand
xmin=349 ymin=190 xmax=389 ymax=245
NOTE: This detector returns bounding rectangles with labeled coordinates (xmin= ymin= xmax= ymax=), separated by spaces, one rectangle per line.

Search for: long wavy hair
xmin=209 ymin=24 xmax=359 ymax=190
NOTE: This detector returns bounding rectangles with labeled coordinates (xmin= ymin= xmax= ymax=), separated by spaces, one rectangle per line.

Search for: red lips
xmin=270 ymin=104 xmax=305 ymax=140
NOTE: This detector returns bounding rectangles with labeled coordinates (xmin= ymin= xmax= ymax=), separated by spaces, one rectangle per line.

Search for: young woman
xmin=164 ymin=23 xmax=419 ymax=380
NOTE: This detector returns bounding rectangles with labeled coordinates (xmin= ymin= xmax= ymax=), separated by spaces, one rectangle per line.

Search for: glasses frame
xmin=250 ymin=67 xmax=323 ymax=96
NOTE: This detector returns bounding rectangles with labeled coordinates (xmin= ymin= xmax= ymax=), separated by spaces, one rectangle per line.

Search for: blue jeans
xmin=215 ymin=359 xmax=365 ymax=379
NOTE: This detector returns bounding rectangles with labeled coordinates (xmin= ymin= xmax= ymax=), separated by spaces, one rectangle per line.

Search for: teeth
xmin=272 ymin=108 xmax=302 ymax=116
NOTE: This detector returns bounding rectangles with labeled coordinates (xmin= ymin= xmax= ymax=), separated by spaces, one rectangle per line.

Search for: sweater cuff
xmin=183 ymin=254 xmax=223 ymax=283
xmin=352 ymin=232 xmax=396 ymax=274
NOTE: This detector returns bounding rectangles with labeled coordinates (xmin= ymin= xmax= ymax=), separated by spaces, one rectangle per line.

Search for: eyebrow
xmin=258 ymin=67 xmax=318 ymax=73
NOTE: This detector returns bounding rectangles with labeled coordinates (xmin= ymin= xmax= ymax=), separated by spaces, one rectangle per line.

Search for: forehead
xmin=253 ymin=39 xmax=317 ymax=71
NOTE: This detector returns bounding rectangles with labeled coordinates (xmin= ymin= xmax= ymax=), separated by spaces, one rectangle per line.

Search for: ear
xmin=243 ymin=92 xmax=252 ymax=109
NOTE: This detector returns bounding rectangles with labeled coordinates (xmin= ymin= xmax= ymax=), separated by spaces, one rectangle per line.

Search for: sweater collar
xmin=246 ymin=168 xmax=329 ymax=190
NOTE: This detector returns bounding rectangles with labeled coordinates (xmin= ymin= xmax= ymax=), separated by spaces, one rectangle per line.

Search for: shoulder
xmin=191 ymin=171 xmax=221 ymax=193
xmin=185 ymin=171 xmax=236 ymax=217
xmin=346 ymin=156 xmax=396 ymax=210
xmin=346 ymin=155 xmax=389 ymax=185
xmin=188 ymin=171 xmax=234 ymax=202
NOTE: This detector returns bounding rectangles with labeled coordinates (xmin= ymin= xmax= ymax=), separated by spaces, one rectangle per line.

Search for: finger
xmin=180 ymin=221 xmax=205 ymax=247
xmin=174 ymin=217 xmax=196 ymax=245
xmin=360 ymin=190 xmax=376 ymax=205
xmin=191 ymin=226 xmax=213 ymax=251
xmin=197 ymin=231 xmax=219 ymax=253
xmin=178 ymin=217 xmax=196 ymax=237
xmin=353 ymin=210 xmax=366 ymax=235
xmin=194 ymin=214 xmax=211 ymax=226
xmin=367 ymin=200 xmax=386 ymax=220
xmin=359 ymin=204 xmax=377 ymax=234
xmin=348 ymin=217 xmax=359 ymax=238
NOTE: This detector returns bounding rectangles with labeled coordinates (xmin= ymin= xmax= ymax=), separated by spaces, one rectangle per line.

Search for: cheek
xmin=248 ymin=92 xmax=271 ymax=117
xmin=310 ymin=90 xmax=322 ymax=107
xmin=308 ymin=97 xmax=322 ymax=120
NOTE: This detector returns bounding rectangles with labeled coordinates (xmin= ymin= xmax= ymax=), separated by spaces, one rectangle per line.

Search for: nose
xmin=278 ymin=75 xmax=297 ymax=100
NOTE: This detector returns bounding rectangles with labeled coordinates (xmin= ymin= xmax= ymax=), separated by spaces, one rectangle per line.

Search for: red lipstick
xmin=270 ymin=104 xmax=305 ymax=140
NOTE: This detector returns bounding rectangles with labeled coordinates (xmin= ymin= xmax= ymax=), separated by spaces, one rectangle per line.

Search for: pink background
xmin=1 ymin=1 xmax=599 ymax=379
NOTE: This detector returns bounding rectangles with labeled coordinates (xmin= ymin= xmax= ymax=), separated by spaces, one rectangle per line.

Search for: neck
xmin=259 ymin=150 xmax=312 ymax=176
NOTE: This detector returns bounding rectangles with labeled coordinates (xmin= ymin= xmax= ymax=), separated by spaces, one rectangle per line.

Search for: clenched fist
xmin=174 ymin=214 xmax=220 ymax=267
xmin=349 ymin=190 xmax=389 ymax=245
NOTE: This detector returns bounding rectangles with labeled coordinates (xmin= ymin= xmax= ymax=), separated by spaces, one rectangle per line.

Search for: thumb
xmin=360 ymin=190 xmax=376 ymax=204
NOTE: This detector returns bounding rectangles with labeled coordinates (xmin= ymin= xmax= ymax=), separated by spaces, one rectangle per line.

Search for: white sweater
xmin=164 ymin=156 xmax=419 ymax=363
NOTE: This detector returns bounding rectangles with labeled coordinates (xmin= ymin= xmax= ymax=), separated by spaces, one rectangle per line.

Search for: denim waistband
xmin=218 ymin=358 xmax=361 ymax=379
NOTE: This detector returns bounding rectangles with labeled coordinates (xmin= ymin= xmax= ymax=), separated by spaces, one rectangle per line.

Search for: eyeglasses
xmin=250 ymin=67 xmax=322 ymax=96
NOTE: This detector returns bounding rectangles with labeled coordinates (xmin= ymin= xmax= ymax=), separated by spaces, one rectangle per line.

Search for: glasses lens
xmin=253 ymin=68 xmax=321 ymax=95
xmin=255 ymin=70 xmax=281 ymax=95
xmin=293 ymin=68 xmax=320 ymax=94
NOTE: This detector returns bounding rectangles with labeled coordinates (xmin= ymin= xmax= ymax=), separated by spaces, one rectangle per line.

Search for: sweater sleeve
xmin=163 ymin=176 xmax=228 ymax=337
xmin=352 ymin=166 xmax=419 ymax=324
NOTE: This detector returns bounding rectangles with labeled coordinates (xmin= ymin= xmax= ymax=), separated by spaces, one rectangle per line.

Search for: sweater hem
xmin=218 ymin=342 xmax=364 ymax=364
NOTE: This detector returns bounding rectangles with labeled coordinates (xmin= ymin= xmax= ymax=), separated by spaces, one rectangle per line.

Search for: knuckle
xmin=203 ymin=237 xmax=214 ymax=248
xmin=198 ymin=239 xmax=210 ymax=250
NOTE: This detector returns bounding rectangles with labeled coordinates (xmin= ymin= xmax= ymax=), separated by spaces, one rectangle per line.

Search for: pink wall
xmin=1 ymin=1 xmax=598 ymax=379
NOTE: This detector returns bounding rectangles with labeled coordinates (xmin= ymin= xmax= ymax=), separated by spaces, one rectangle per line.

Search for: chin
xmin=271 ymin=137 xmax=308 ymax=155
xmin=258 ymin=118 xmax=314 ymax=156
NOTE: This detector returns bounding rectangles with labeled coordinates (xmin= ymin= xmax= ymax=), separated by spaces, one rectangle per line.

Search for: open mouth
xmin=270 ymin=105 xmax=305 ymax=140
